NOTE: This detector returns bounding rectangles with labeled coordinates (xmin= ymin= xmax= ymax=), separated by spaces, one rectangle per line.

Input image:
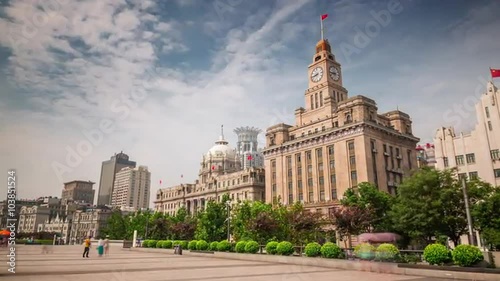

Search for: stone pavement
xmin=0 ymin=245 xmax=461 ymax=281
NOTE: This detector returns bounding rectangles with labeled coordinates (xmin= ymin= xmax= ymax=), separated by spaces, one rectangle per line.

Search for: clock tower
xmin=297 ymin=39 xmax=348 ymax=126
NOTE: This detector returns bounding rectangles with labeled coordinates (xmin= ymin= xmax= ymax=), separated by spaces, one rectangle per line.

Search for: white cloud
xmin=0 ymin=0 xmax=310 ymax=203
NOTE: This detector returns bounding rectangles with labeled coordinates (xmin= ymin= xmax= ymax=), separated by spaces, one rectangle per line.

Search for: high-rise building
xmin=111 ymin=166 xmax=151 ymax=210
xmin=262 ymin=38 xmax=419 ymax=213
xmin=433 ymin=81 xmax=500 ymax=186
xmin=234 ymin=126 xmax=264 ymax=169
xmin=61 ymin=180 xmax=95 ymax=204
xmin=154 ymin=127 xmax=265 ymax=216
xmin=97 ymin=152 xmax=136 ymax=206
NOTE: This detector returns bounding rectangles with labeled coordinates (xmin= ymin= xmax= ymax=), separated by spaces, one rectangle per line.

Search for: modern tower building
xmin=234 ymin=126 xmax=264 ymax=169
xmin=111 ymin=166 xmax=151 ymax=210
xmin=96 ymin=152 xmax=136 ymax=206
xmin=262 ymin=38 xmax=420 ymax=213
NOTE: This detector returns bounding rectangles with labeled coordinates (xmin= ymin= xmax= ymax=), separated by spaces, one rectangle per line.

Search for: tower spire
xmin=221 ymin=124 xmax=224 ymax=139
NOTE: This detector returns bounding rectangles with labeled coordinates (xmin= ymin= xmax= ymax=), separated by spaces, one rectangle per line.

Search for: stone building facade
xmin=433 ymin=81 xmax=500 ymax=186
xmin=154 ymin=128 xmax=265 ymax=216
xmin=69 ymin=206 xmax=112 ymax=243
xmin=61 ymin=180 xmax=95 ymax=204
xmin=263 ymin=38 xmax=420 ymax=213
xmin=37 ymin=213 xmax=72 ymax=244
xmin=17 ymin=205 xmax=51 ymax=233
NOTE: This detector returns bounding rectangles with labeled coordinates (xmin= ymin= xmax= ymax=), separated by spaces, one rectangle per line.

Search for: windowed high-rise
xmin=97 ymin=152 xmax=136 ymax=206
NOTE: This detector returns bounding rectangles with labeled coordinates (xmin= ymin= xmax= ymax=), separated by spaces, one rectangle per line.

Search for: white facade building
xmin=433 ymin=81 xmax=500 ymax=186
xmin=17 ymin=205 xmax=50 ymax=233
xmin=37 ymin=214 xmax=72 ymax=243
xmin=111 ymin=166 xmax=151 ymax=210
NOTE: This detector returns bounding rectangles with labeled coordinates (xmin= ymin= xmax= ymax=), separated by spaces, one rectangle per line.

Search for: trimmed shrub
xmin=423 ymin=243 xmax=451 ymax=265
xmin=209 ymin=241 xmax=219 ymax=251
xmin=188 ymin=240 xmax=198 ymax=250
xmin=305 ymin=242 xmax=322 ymax=257
xmin=452 ymin=245 xmax=484 ymax=267
xmin=376 ymin=243 xmax=400 ymax=261
xmin=142 ymin=240 xmax=150 ymax=248
xmin=218 ymin=240 xmax=232 ymax=252
xmin=156 ymin=240 xmax=164 ymax=248
xmin=266 ymin=241 xmax=279 ymax=255
xmin=179 ymin=241 xmax=189 ymax=249
xmin=235 ymin=241 xmax=248 ymax=253
xmin=172 ymin=240 xmax=180 ymax=246
xmin=245 ymin=241 xmax=260 ymax=254
xmin=148 ymin=240 xmax=158 ymax=248
xmin=354 ymin=243 xmax=376 ymax=260
xmin=320 ymin=242 xmax=342 ymax=259
xmin=163 ymin=240 xmax=173 ymax=249
xmin=277 ymin=241 xmax=294 ymax=256
xmin=197 ymin=240 xmax=209 ymax=251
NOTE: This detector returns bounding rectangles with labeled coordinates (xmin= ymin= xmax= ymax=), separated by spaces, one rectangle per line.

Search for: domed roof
xmin=206 ymin=134 xmax=236 ymax=159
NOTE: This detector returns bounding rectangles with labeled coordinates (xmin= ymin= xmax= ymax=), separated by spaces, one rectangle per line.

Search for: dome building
xmin=154 ymin=126 xmax=266 ymax=216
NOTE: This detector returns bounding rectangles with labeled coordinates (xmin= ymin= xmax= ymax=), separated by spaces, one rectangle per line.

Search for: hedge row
xmin=423 ymin=243 xmax=484 ymax=267
xmin=141 ymin=239 xmax=483 ymax=267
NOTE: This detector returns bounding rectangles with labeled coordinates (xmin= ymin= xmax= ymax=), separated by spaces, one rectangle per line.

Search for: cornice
xmin=263 ymin=122 xmax=419 ymax=157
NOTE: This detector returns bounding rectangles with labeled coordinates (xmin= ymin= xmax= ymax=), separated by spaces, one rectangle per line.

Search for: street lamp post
xmin=461 ymin=177 xmax=476 ymax=246
xmin=225 ymin=201 xmax=231 ymax=242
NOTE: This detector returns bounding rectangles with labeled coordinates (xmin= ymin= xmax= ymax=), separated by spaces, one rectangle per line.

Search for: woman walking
xmin=97 ymin=238 xmax=104 ymax=257
xmin=104 ymin=236 xmax=110 ymax=256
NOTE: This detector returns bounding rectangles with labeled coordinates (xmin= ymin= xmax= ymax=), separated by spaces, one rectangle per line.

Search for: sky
xmin=1 ymin=0 xmax=499 ymax=202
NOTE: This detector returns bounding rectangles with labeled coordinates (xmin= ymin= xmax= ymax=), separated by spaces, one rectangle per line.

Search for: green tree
xmin=231 ymin=201 xmax=253 ymax=240
xmin=285 ymin=202 xmax=325 ymax=245
xmin=102 ymin=210 xmax=128 ymax=239
xmin=473 ymin=186 xmax=500 ymax=250
xmin=148 ymin=212 xmax=171 ymax=240
xmin=126 ymin=210 xmax=152 ymax=239
xmin=330 ymin=205 xmax=373 ymax=248
xmin=341 ymin=182 xmax=393 ymax=231
xmin=195 ymin=194 xmax=230 ymax=242
xmin=390 ymin=167 xmax=490 ymax=246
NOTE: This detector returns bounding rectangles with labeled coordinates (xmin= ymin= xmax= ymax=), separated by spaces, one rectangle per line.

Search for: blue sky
xmin=1 ymin=0 xmax=499 ymax=201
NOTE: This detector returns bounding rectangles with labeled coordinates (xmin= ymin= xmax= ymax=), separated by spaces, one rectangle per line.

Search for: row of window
xmin=443 ymin=150 xmax=500 ymax=167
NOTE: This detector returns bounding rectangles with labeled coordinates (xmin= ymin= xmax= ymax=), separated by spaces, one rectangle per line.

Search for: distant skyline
xmin=1 ymin=0 xmax=500 ymax=202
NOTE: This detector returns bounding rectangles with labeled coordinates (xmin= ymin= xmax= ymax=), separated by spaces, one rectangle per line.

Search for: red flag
xmin=159 ymin=180 xmax=162 ymax=185
xmin=491 ymin=68 xmax=500 ymax=78
xmin=321 ymin=14 xmax=328 ymax=20
xmin=181 ymin=174 xmax=183 ymax=178
xmin=211 ymin=165 xmax=215 ymax=170
xmin=247 ymin=155 xmax=253 ymax=161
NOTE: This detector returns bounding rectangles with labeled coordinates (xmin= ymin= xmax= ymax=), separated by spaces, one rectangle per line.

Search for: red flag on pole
xmin=321 ymin=14 xmax=328 ymax=20
xmin=181 ymin=174 xmax=183 ymax=178
xmin=491 ymin=68 xmax=500 ymax=78
xmin=159 ymin=180 xmax=162 ymax=185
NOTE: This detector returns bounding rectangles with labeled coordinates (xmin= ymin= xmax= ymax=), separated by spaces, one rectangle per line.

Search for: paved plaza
xmin=0 ymin=245 xmax=461 ymax=281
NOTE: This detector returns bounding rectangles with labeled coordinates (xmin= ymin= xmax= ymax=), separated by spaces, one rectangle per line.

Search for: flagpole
xmin=320 ymin=15 xmax=324 ymax=40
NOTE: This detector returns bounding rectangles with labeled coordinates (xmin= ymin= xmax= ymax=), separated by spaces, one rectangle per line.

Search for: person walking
xmin=97 ymin=238 xmax=104 ymax=257
xmin=82 ymin=236 xmax=91 ymax=258
xmin=104 ymin=236 xmax=110 ymax=256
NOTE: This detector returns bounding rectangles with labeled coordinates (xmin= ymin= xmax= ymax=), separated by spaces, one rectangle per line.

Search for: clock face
xmin=329 ymin=66 xmax=340 ymax=81
xmin=310 ymin=67 xmax=323 ymax=82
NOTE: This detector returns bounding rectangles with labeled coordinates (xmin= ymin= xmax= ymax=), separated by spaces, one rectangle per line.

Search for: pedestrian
xmin=104 ymin=236 xmax=110 ymax=256
xmin=97 ymin=237 xmax=104 ymax=257
xmin=82 ymin=236 xmax=91 ymax=258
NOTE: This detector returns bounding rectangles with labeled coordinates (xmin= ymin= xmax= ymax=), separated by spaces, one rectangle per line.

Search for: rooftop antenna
xmin=221 ymin=124 xmax=224 ymax=139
